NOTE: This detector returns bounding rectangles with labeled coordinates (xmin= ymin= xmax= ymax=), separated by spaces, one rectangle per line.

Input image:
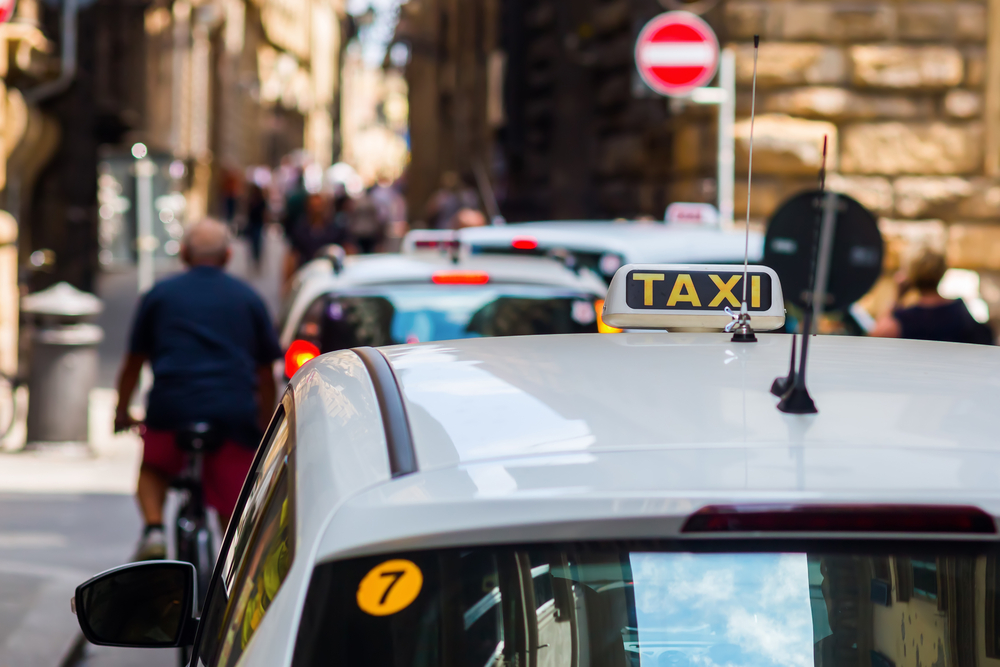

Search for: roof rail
xmin=351 ymin=347 xmax=418 ymax=478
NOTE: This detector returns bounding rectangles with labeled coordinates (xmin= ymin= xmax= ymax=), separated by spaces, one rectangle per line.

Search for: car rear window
xmin=292 ymin=540 xmax=1000 ymax=667
xmin=294 ymin=286 xmax=600 ymax=351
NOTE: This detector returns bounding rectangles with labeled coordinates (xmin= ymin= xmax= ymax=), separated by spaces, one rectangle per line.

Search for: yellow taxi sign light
xmin=603 ymin=264 xmax=785 ymax=331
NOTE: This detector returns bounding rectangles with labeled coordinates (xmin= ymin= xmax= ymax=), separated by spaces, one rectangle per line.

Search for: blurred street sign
xmin=636 ymin=12 xmax=732 ymax=227
xmin=635 ymin=11 xmax=719 ymax=97
xmin=665 ymin=202 xmax=719 ymax=226
xmin=0 ymin=0 xmax=16 ymax=23
xmin=764 ymin=191 xmax=884 ymax=313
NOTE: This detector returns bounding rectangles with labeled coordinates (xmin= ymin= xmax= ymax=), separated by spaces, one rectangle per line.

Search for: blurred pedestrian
xmin=425 ymin=171 xmax=480 ymax=229
xmin=243 ymin=183 xmax=267 ymax=269
xmin=282 ymin=169 xmax=308 ymax=237
xmin=114 ymin=219 xmax=282 ymax=559
xmin=349 ymin=194 xmax=385 ymax=254
xmin=370 ymin=172 xmax=408 ymax=244
xmin=453 ymin=207 xmax=487 ymax=229
xmin=285 ymin=193 xmax=348 ymax=282
xmin=220 ymin=167 xmax=241 ymax=223
xmin=871 ymin=250 xmax=994 ymax=344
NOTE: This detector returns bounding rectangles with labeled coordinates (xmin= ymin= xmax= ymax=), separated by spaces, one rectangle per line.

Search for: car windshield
xmin=292 ymin=541 xmax=1000 ymax=667
xmin=294 ymin=285 xmax=601 ymax=351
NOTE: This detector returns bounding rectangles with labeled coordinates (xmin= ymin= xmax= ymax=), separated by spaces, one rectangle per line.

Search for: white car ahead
xmin=74 ymin=264 xmax=1000 ymax=667
xmin=406 ymin=220 xmax=765 ymax=283
xmin=278 ymin=252 xmax=612 ymax=376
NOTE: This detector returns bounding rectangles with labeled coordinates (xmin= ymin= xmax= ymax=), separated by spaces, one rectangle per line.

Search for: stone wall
xmin=675 ymin=0 xmax=1000 ymax=286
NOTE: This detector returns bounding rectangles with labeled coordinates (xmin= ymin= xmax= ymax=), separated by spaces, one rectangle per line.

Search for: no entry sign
xmin=635 ymin=11 xmax=720 ymax=97
xmin=0 ymin=0 xmax=16 ymax=23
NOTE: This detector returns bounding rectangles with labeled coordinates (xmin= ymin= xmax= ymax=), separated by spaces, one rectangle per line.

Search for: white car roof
xmin=287 ymin=333 xmax=1000 ymax=564
xmin=459 ymin=221 xmax=765 ymax=264
xmin=279 ymin=253 xmax=607 ymax=347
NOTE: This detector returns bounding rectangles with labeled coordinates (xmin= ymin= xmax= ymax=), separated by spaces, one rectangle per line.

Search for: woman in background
xmin=871 ymin=251 xmax=993 ymax=344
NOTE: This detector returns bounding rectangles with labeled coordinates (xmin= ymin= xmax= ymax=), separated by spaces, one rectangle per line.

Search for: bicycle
xmin=172 ymin=423 xmax=223 ymax=667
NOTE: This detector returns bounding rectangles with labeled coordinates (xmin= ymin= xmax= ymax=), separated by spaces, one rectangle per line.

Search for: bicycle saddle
xmin=175 ymin=423 xmax=225 ymax=453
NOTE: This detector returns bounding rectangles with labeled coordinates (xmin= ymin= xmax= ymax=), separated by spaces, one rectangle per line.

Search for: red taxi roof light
xmin=682 ymin=505 xmax=996 ymax=535
xmin=431 ymin=271 xmax=490 ymax=285
xmin=511 ymin=236 xmax=539 ymax=251
xmin=285 ymin=339 xmax=321 ymax=378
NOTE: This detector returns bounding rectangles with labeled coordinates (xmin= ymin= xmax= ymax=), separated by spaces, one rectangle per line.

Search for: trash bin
xmin=21 ymin=282 xmax=103 ymax=447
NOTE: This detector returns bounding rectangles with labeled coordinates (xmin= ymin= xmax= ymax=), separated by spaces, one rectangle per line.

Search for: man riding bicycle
xmin=115 ymin=219 xmax=282 ymax=560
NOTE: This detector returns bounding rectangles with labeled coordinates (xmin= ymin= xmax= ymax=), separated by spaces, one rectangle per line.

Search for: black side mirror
xmin=74 ymin=561 xmax=198 ymax=648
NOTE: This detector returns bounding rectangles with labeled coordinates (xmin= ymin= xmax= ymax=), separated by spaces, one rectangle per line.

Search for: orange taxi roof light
xmin=595 ymin=299 xmax=623 ymax=334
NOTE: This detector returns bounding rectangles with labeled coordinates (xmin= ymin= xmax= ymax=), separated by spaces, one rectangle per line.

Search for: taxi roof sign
xmin=603 ymin=264 xmax=785 ymax=331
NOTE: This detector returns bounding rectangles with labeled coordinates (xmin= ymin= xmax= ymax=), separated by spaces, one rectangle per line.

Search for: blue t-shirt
xmin=128 ymin=267 xmax=283 ymax=447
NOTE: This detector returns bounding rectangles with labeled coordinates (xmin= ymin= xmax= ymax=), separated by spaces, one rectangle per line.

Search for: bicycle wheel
xmin=193 ymin=524 xmax=214 ymax=609
xmin=175 ymin=506 xmax=213 ymax=607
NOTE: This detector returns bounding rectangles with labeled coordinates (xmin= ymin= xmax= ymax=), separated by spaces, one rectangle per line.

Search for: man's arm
xmin=257 ymin=364 xmax=277 ymax=432
xmin=115 ymin=353 xmax=147 ymax=431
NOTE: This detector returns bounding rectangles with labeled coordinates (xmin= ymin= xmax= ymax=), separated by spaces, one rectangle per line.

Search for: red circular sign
xmin=0 ymin=0 xmax=16 ymax=24
xmin=635 ymin=11 xmax=720 ymax=97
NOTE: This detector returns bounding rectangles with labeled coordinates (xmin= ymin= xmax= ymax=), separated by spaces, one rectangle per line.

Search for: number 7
xmin=379 ymin=570 xmax=406 ymax=604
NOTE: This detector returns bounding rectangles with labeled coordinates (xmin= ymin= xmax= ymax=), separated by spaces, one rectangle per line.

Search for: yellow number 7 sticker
xmin=356 ymin=559 xmax=424 ymax=616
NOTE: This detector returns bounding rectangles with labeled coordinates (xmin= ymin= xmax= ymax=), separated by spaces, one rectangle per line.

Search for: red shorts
xmin=141 ymin=429 xmax=256 ymax=519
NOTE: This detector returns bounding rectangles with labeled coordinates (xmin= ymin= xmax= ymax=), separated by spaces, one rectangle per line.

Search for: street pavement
xmin=0 ymin=228 xmax=287 ymax=667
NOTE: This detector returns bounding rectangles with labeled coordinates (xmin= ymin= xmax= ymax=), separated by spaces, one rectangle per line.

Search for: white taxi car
xmin=278 ymin=251 xmax=612 ymax=376
xmin=422 ymin=220 xmax=766 ymax=282
xmin=74 ymin=264 xmax=1000 ymax=667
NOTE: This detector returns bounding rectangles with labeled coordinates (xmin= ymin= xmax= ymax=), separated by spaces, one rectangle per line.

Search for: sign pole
xmin=688 ymin=49 xmax=735 ymax=228
xmin=718 ymin=48 xmax=735 ymax=228
xmin=134 ymin=146 xmax=156 ymax=295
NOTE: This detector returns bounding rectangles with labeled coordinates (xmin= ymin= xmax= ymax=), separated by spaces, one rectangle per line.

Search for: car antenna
xmin=771 ymin=135 xmax=828 ymax=397
xmin=775 ymin=135 xmax=828 ymax=415
xmin=729 ymin=35 xmax=760 ymax=343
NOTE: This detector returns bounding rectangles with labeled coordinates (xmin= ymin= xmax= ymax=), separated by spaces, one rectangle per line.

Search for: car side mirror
xmin=74 ymin=561 xmax=198 ymax=648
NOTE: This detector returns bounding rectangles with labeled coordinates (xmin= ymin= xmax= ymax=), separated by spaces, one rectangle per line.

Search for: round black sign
xmin=763 ymin=190 xmax=883 ymax=312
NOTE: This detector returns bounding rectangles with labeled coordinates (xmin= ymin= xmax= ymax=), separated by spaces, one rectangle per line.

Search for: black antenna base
xmin=729 ymin=310 xmax=757 ymax=343
xmin=777 ymin=386 xmax=817 ymax=414
xmin=770 ymin=374 xmax=793 ymax=397
xmin=771 ymin=334 xmax=798 ymax=397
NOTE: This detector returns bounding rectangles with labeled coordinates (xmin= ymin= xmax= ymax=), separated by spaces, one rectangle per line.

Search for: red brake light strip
xmin=682 ymin=504 xmax=996 ymax=534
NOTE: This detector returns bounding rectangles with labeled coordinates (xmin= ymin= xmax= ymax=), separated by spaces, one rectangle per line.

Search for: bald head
xmin=181 ymin=219 xmax=232 ymax=267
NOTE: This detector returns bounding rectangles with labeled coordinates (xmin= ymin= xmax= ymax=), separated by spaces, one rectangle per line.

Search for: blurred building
xmin=340 ymin=43 xmax=410 ymax=186
xmin=0 ymin=1 xmax=54 ymax=374
xmin=396 ymin=0 xmax=1000 ymax=287
xmin=397 ymin=0 xmax=681 ymax=224
xmin=1 ymin=0 xmax=347 ymax=291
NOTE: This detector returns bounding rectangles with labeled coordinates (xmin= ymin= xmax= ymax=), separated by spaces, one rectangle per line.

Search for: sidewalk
xmin=0 ymin=390 xmax=146 ymax=667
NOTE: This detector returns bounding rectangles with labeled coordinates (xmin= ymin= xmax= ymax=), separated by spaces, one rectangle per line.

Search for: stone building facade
xmin=682 ymin=0 xmax=1000 ymax=297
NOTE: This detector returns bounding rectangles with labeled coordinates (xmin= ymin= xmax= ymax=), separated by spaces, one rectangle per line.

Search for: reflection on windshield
xmin=295 ymin=286 xmax=600 ymax=352
xmin=631 ymin=553 xmax=816 ymax=667
xmin=292 ymin=543 xmax=1000 ymax=667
